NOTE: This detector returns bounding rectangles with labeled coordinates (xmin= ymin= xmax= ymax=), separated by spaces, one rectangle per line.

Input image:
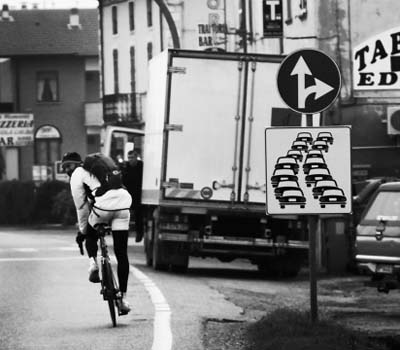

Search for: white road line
xmin=13 ymin=248 xmax=38 ymax=252
xmin=130 ymin=265 xmax=173 ymax=350
xmin=0 ymin=256 xmax=84 ymax=262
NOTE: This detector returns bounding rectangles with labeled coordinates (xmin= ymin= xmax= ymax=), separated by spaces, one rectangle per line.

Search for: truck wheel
xmin=144 ymin=219 xmax=153 ymax=267
xmin=171 ymin=254 xmax=189 ymax=273
xmin=153 ymin=239 xmax=169 ymax=271
xmin=152 ymin=212 xmax=169 ymax=271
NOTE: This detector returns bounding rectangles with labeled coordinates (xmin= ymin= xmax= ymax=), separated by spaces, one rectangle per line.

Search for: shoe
xmin=88 ymin=259 xmax=100 ymax=283
xmin=119 ymin=298 xmax=131 ymax=315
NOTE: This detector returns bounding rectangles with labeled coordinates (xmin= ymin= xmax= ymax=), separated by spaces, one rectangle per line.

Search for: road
xmin=2 ymin=227 xmax=400 ymax=350
xmin=0 ymin=227 xmax=252 ymax=350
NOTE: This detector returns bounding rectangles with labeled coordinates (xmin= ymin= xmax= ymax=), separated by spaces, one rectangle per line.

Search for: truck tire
xmin=153 ymin=239 xmax=169 ymax=271
xmin=152 ymin=211 xmax=169 ymax=271
xmin=144 ymin=218 xmax=153 ymax=267
xmin=171 ymin=254 xmax=189 ymax=273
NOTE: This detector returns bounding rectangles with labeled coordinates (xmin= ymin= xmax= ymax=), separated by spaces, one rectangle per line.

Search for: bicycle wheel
xmin=102 ymin=260 xmax=117 ymax=327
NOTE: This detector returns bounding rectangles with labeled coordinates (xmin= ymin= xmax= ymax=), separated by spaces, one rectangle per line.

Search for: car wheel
xmin=321 ymin=204 xmax=326 ymax=208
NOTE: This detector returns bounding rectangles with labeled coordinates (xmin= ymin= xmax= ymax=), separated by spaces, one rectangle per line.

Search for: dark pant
xmin=132 ymin=202 xmax=143 ymax=236
xmin=85 ymin=224 xmax=129 ymax=293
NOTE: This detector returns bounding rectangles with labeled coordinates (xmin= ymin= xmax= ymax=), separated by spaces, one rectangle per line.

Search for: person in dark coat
xmin=122 ymin=150 xmax=144 ymax=242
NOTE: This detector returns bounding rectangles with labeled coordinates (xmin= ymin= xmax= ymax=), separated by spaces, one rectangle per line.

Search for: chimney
xmin=68 ymin=8 xmax=81 ymax=29
xmin=1 ymin=4 xmax=14 ymax=21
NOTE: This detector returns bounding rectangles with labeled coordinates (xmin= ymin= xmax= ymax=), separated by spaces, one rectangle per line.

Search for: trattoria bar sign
xmin=353 ymin=26 xmax=400 ymax=90
xmin=0 ymin=113 xmax=34 ymax=146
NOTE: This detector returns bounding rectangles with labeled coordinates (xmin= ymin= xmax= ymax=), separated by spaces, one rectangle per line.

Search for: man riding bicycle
xmin=61 ymin=151 xmax=132 ymax=314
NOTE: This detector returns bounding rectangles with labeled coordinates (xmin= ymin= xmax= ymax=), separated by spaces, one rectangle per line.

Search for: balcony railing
xmin=103 ymin=93 xmax=145 ymax=126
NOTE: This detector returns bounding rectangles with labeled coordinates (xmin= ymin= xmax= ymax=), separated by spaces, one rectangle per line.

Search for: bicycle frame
xmin=97 ymin=224 xmax=123 ymax=327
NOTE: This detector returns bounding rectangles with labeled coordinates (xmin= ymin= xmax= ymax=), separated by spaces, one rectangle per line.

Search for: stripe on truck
xmin=166 ymin=188 xmax=201 ymax=199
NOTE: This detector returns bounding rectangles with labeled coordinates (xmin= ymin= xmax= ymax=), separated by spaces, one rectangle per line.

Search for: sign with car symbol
xmin=265 ymin=126 xmax=352 ymax=215
xmin=277 ymin=49 xmax=341 ymax=114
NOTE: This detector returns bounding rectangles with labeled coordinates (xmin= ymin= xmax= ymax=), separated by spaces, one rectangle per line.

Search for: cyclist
xmin=61 ymin=151 xmax=132 ymax=314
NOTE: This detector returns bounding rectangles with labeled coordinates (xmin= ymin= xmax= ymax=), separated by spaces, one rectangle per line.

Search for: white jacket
xmin=70 ymin=166 xmax=132 ymax=234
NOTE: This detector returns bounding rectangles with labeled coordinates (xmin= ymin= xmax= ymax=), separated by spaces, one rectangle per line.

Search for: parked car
xmin=270 ymin=168 xmax=298 ymax=187
xmin=278 ymin=188 xmax=306 ymax=209
xmin=355 ymin=181 xmax=400 ymax=292
xmin=274 ymin=156 xmax=299 ymax=174
xmin=274 ymin=180 xmax=300 ymax=198
xmin=319 ymin=188 xmax=346 ymax=208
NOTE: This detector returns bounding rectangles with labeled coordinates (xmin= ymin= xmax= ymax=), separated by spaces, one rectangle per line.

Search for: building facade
xmin=0 ymin=7 xmax=101 ymax=181
xmin=99 ymin=0 xmax=400 ymax=181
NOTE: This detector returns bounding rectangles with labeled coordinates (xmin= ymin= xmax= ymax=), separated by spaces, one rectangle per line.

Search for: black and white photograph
xmin=0 ymin=1 xmax=400 ymax=349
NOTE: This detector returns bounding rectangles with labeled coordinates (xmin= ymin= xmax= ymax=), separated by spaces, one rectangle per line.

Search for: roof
xmin=0 ymin=9 xmax=99 ymax=57
xmin=378 ymin=181 xmax=400 ymax=191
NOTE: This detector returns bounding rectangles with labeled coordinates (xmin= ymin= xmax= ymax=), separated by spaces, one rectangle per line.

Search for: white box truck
xmin=105 ymin=49 xmax=309 ymax=276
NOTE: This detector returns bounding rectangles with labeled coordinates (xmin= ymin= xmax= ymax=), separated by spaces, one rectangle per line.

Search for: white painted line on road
xmin=13 ymin=248 xmax=38 ymax=252
xmin=0 ymin=256 xmax=84 ymax=262
xmin=130 ymin=265 xmax=173 ymax=350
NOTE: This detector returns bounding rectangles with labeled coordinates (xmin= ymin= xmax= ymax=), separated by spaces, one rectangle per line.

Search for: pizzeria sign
xmin=0 ymin=113 xmax=34 ymax=146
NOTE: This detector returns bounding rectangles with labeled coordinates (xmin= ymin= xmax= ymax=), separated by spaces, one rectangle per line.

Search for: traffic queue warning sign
xmin=265 ymin=126 xmax=352 ymax=215
xmin=277 ymin=49 xmax=341 ymax=114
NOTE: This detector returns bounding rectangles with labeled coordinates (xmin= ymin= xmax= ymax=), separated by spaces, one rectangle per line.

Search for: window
xmin=364 ymin=191 xmax=400 ymax=221
xmin=146 ymin=0 xmax=152 ymax=27
xmin=112 ymin=6 xmax=118 ymax=34
xmin=34 ymin=125 xmax=61 ymax=165
xmin=147 ymin=42 xmax=153 ymax=61
xmin=85 ymin=71 xmax=100 ymax=102
xmin=35 ymin=139 xmax=61 ymax=165
xmin=37 ymin=71 xmax=58 ymax=102
xmin=113 ymin=49 xmax=119 ymax=93
xmin=129 ymin=1 xmax=135 ymax=31
xmin=130 ymin=46 xmax=136 ymax=92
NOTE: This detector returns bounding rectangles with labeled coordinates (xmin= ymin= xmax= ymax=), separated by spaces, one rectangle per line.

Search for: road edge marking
xmin=130 ymin=265 xmax=173 ymax=350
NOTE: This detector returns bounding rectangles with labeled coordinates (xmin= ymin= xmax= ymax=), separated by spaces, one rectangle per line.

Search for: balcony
xmin=84 ymin=101 xmax=103 ymax=126
xmin=103 ymin=93 xmax=145 ymax=127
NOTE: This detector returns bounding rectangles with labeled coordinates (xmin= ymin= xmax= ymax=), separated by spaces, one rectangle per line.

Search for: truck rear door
xmin=240 ymin=57 xmax=286 ymax=204
xmin=163 ymin=52 xmax=245 ymax=203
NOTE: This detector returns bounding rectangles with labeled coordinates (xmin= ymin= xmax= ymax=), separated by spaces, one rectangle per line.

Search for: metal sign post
xmin=269 ymin=48 xmax=344 ymax=324
xmin=308 ymin=214 xmax=318 ymax=322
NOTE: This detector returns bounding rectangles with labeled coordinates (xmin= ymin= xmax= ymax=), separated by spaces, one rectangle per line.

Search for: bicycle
xmin=78 ymin=223 xmax=124 ymax=327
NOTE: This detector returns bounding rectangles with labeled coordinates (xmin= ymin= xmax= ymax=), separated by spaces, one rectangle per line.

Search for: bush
xmin=51 ymin=189 xmax=76 ymax=225
xmin=0 ymin=180 xmax=75 ymax=225
xmin=33 ymin=180 xmax=70 ymax=224
xmin=0 ymin=180 xmax=36 ymax=224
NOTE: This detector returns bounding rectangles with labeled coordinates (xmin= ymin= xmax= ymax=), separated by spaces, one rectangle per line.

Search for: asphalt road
xmin=0 ymin=227 xmax=249 ymax=350
xmin=0 ymin=228 xmax=153 ymax=350
xmin=3 ymin=227 xmax=399 ymax=350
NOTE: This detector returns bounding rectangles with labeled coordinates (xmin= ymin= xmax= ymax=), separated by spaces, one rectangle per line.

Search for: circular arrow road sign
xmin=277 ymin=49 xmax=341 ymax=114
